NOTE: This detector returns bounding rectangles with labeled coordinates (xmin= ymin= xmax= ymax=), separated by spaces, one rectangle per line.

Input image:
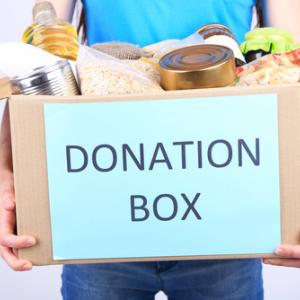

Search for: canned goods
xmin=159 ymin=44 xmax=236 ymax=90
xmin=11 ymin=60 xmax=80 ymax=96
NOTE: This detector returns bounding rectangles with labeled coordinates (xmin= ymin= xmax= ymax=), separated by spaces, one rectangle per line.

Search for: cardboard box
xmin=3 ymin=84 xmax=300 ymax=265
xmin=0 ymin=77 xmax=11 ymax=100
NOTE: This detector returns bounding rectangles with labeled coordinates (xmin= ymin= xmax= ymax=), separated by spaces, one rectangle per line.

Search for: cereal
xmin=77 ymin=46 xmax=163 ymax=96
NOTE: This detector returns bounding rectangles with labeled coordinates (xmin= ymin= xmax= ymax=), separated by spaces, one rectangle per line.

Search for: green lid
xmin=291 ymin=43 xmax=300 ymax=51
xmin=245 ymin=27 xmax=293 ymax=43
xmin=240 ymin=27 xmax=298 ymax=54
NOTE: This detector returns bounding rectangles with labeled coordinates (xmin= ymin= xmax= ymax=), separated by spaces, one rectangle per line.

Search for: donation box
xmin=6 ymin=84 xmax=300 ymax=265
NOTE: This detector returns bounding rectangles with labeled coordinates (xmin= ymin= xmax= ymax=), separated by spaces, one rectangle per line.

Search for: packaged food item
xmin=22 ymin=1 xmax=79 ymax=61
xmin=0 ymin=42 xmax=59 ymax=78
xmin=126 ymin=60 xmax=160 ymax=83
xmin=197 ymin=24 xmax=246 ymax=66
xmin=143 ymin=39 xmax=179 ymax=56
xmin=92 ymin=42 xmax=151 ymax=60
xmin=144 ymin=24 xmax=242 ymax=70
xmin=140 ymin=33 xmax=205 ymax=71
xmin=236 ymin=49 xmax=300 ymax=86
xmin=11 ymin=60 xmax=80 ymax=96
xmin=159 ymin=45 xmax=236 ymax=90
xmin=154 ymin=32 xmax=204 ymax=57
xmin=240 ymin=27 xmax=300 ymax=63
xmin=77 ymin=46 xmax=163 ymax=95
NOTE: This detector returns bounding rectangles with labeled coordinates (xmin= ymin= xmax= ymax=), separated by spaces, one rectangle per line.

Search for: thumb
xmin=276 ymin=245 xmax=300 ymax=258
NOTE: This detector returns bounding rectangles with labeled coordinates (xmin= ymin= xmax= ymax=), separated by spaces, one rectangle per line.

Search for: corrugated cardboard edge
xmin=0 ymin=77 xmax=11 ymax=99
xmin=9 ymin=84 xmax=300 ymax=266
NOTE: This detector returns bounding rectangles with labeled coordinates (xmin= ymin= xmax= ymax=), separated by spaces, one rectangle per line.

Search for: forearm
xmin=264 ymin=0 xmax=300 ymax=41
xmin=35 ymin=0 xmax=76 ymax=22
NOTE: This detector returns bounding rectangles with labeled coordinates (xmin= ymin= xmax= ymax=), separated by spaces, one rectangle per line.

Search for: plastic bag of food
xmin=92 ymin=42 xmax=151 ymax=60
xmin=154 ymin=32 xmax=204 ymax=57
xmin=236 ymin=49 xmax=300 ymax=86
xmin=77 ymin=46 xmax=163 ymax=95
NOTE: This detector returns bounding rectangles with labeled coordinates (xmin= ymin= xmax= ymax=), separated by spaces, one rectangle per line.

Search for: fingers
xmin=275 ymin=245 xmax=300 ymax=258
xmin=0 ymin=207 xmax=16 ymax=233
xmin=0 ymin=179 xmax=15 ymax=211
xmin=2 ymin=195 xmax=15 ymax=211
xmin=1 ymin=247 xmax=32 ymax=271
xmin=0 ymin=234 xmax=36 ymax=249
xmin=12 ymin=248 xmax=18 ymax=257
xmin=263 ymin=258 xmax=300 ymax=268
xmin=0 ymin=172 xmax=34 ymax=271
xmin=263 ymin=245 xmax=300 ymax=268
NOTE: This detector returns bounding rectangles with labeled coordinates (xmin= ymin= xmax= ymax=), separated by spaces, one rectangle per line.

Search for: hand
xmin=0 ymin=171 xmax=36 ymax=271
xmin=263 ymin=245 xmax=300 ymax=268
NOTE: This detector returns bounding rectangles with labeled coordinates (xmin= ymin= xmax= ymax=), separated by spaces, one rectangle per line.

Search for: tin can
xmin=159 ymin=44 xmax=236 ymax=90
xmin=11 ymin=60 xmax=80 ymax=96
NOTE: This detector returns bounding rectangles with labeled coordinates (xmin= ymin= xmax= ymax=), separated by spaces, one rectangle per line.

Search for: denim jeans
xmin=61 ymin=259 xmax=263 ymax=300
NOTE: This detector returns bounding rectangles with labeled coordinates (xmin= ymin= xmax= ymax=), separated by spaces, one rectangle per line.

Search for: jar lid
xmin=245 ymin=28 xmax=293 ymax=43
xmin=197 ymin=24 xmax=235 ymax=39
xmin=240 ymin=27 xmax=296 ymax=54
xmin=159 ymin=44 xmax=236 ymax=90
xmin=0 ymin=76 xmax=11 ymax=99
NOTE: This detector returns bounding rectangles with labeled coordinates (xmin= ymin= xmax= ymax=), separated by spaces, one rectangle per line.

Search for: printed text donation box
xmin=43 ymin=94 xmax=280 ymax=260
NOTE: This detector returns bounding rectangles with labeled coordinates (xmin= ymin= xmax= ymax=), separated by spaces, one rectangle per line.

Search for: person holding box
xmin=1 ymin=0 xmax=300 ymax=299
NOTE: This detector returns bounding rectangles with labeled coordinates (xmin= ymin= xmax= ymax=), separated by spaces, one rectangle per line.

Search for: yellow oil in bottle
xmin=22 ymin=2 xmax=79 ymax=61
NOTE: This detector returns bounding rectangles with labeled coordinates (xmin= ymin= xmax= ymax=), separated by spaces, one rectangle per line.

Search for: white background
xmin=0 ymin=0 xmax=300 ymax=299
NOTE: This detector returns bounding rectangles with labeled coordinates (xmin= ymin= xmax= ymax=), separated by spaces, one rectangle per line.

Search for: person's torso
xmin=83 ymin=0 xmax=256 ymax=46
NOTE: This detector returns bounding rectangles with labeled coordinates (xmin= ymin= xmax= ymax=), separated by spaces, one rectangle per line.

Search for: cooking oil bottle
xmin=22 ymin=1 xmax=79 ymax=61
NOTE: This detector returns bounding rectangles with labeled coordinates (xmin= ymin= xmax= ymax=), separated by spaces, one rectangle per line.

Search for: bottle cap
xmin=159 ymin=45 xmax=236 ymax=90
xmin=33 ymin=1 xmax=57 ymax=23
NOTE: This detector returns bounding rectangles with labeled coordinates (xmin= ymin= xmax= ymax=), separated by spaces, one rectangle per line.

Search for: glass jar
xmin=197 ymin=24 xmax=246 ymax=66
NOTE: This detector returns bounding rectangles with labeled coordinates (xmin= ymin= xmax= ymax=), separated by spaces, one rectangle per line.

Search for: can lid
xmin=159 ymin=45 xmax=236 ymax=90
xmin=0 ymin=76 xmax=11 ymax=99
xmin=197 ymin=24 xmax=235 ymax=40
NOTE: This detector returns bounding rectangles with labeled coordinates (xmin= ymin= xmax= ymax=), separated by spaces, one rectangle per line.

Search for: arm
xmin=263 ymin=0 xmax=300 ymax=41
xmin=0 ymin=104 xmax=36 ymax=271
xmin=35 ymin=0 xmax=76 ymax=22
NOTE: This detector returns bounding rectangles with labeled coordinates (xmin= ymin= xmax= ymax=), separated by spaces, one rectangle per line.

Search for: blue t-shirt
xmin=83 ymin=0 xmax=256 ymax=47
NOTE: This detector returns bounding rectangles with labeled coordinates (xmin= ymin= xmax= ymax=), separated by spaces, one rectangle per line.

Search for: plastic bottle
xmin=22 ymin=1 xmax=79 ymax=61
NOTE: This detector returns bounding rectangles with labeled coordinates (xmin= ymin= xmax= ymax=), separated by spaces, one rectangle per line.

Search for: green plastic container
xmin=240 ymin=28 xmax=300 ymax=62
